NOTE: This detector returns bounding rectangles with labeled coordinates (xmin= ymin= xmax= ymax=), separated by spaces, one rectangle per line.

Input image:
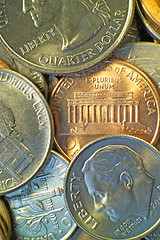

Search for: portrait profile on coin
xmin=82 ymin=145 xmax=154 ymax=222
xmin=23 ymin=0 xmax=110 ymax=51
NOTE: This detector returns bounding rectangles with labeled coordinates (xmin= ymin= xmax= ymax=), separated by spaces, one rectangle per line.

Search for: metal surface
xmin=123 ymin=14 xmax=141 ymax=44
xmin=5 ymin=151 xmax=77 ymax=240
xmin=50 ymin=59 xmax=160 ymax=160
xmin=0 ymin=198 xmax=12 ymax=240
xmin=0 ymin=45 xmax=48 ymax=99
xmin=64 ymin=135 xmax=160 ymax=239
xmin=136 ymin=0 xmax=160 ymax=42
xmin=0 ymin=68 xmax=53 ymax=195
xmin=138 ymin=0 xmax=160 ymax=34
xmin=112 ymin=42 xmax=160 ymax=94
xmin=0 ymin=0 xmax=134 ymax=74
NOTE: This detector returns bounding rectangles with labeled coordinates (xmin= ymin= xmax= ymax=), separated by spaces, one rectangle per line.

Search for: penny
xmin=5 ymin=151 xmax=76 ymax=240
xmin=50 ymin=59 xmax=160 ymax=160
xmin=112 ymin=42 xmax=160 ymax=95
xmin=0 ymin=60 xmax=11 ymax=69
xmin=0 ymin=45 xmax=48 ymax=99
xmin=64 ymin=135 xmax=160 ymax=239
xmin=138 ymin=0 xmax=160 ymax=35
xmin=136 ymin=1 xmax=160 ymax=42
xmin=0 ymin=0 xmax=134 ymax=74
xmin=0 ymin=198 xmax=12 ymax=240
xmin=0 ymin=68 xmax=53 ymax=195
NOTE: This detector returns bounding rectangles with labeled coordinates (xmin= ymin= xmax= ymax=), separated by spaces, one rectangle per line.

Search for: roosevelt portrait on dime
xmin=23 ymin=0 xmax=110 ymax=51
xmin=82 ymin=145 xmax=154 ymax=222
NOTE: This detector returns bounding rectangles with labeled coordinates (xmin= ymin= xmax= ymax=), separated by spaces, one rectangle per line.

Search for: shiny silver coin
xmin=5 ymin=151 xmax=76 ymax=240
xmin=112 ymin=42 xmax=160 ymax=94
xmin=65 ymin=135 xmax=160 ymax=239
xmin=0 ymin=68 xmax=53 ymax=195
xmin=0 ymin=45 xmax=48 ymax=99
xmin=0 ymin=0 xmax=134 ymax=74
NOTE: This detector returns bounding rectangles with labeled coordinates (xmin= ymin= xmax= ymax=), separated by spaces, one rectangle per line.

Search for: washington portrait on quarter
xmin=23 ymin=0 xmax=110 ymax=51
xmin=82 ymin=145 xmax=154 ymax=222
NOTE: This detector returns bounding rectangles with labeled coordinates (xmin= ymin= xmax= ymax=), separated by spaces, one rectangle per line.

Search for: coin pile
xmin=0 ymin=1 xmax=160 ymax=240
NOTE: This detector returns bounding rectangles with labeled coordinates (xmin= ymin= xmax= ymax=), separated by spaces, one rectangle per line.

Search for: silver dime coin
xmin=65 ymin=135 xmax=160 ymax=239
xmin=0 ymin=68 xmax=53 ymax=194
xmin=5 ymin=151 xmax=76 ymax=240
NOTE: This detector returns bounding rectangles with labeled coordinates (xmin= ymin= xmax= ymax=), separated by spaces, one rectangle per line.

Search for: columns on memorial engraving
xmin=135 ymin=104 xmax=139 ymax=123
xmin=79 ymin=105 xmax=83 ymax=123
xmin=111 ymin=105 xmax=114 ymax=123
xmin=123 ymin=105 xmax=127 ymax=122
xmin=117 ymin=105 xmax=121 ymax=123
xmin=86 ymin=105 xmax=89 ymax=124
xmin=96 ymin=105 xmax=100 ymax=123
xmin=129 ymin=105 xmax=133 ymax=123
xmin=73 ymin=105 xmax=76 ymax=123
xmin=105 ymin=105 xmax=108 ymax=123
xmin=92 ymin=105 xmax=95 ymax=123
xmin=68 ymin=105 xmax=71 ymax=123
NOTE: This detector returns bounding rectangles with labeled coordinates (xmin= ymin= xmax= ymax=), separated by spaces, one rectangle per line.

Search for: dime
xmin=64 ymin=135 xmax=160 ymax=239
xmin=144 ymin=225 xmax=160 ymax=239
xmin=0 ymin=45 xmax=48 ymax=99
xmin=0 ymin=0 xmax=134 ymax=74
xmin=50 ymin=60 xmax=160 ymax=160
xmin=0 ymin=198 xmax=12 ymax=240
xmin=68 ymin=227 xmax=97 ymax=240
xmin=0 ymin=68 xmax=53 ymax=195
xmin=5 ymin=151 xmax=76 ymax=240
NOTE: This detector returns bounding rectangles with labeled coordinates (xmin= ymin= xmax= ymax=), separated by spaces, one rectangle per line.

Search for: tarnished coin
xmin=0 ymin=198 xmax=12 ymax=240
xmin=112 ymin=42 xmax=160 ymax=94
xmin=0 ymin=45 xmax=48 ymax=99
xmin=64 ymin=135 xmax=160 ymax=239
xmin=0 ymin=0 xmax=134 ymax=74
xmin=5 ymin=151 xmax=76 ymax=240
xmin=50 ymin=59 xmax=160 ymax=160
xmin=0 ymin=68 xmax=53 ymax=195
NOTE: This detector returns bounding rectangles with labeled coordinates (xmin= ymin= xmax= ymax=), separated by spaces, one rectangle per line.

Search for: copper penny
xmin=0 ymin=198 xmax=12 ymax=240
xmin=0 ymin=60 xmax=11 ymax=69
xmin=50 ymin=60 xmax=160 ymax=160
xmin=138 ymin=0 xmax=160 ymax=34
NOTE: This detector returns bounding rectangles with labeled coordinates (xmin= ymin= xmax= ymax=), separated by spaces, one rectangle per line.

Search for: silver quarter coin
xmin=0 ymin=0 xmax=134 ymax=74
